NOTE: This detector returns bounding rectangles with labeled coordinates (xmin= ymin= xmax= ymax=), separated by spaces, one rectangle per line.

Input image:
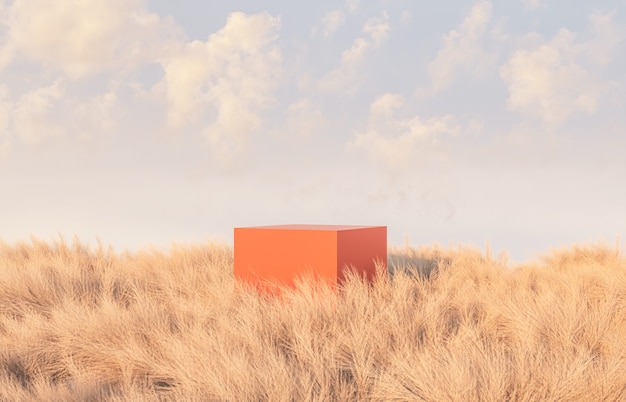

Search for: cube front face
xmin=234 ymin=225 xmax=387 ymax=293
xmin=234 ymin=227 xmax=338 ymax=292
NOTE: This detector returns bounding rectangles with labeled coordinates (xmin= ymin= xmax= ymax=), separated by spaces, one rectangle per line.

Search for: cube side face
xmin=234 ymin=228 xmax=338 ymax=292
xmin=336 ymin=226 xmax=387 ymax=284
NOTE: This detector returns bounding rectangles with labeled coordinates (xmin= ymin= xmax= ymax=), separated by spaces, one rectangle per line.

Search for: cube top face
xmin=234 ymin=225 xmax=387 ymax=294
xmin=237 ymin=224 xmax=383 ymax=232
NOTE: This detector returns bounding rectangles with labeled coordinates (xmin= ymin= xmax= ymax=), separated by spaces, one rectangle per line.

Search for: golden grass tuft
xmin=1 ymin=236 xmax=625 ymax=401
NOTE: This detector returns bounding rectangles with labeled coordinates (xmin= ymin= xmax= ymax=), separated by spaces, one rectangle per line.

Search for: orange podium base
xmin=234 ymin=224 xmax=387 ymax=293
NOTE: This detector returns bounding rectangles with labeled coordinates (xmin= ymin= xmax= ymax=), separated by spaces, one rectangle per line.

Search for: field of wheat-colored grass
xmin=1 ymin=236 xmax=625 ymax=401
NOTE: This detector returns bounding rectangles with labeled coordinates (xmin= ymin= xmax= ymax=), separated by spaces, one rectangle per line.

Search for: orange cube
xmin=234 ymin=224 xmax=387 ymax=293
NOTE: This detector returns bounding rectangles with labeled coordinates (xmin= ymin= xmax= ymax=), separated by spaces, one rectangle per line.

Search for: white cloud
xmin=348 ymin=93 xmax=460 ymax=172
xmin=312 ymin=0 xmax=365 ymax=38
xmin=0 ymin=1 xmax=11 ymax=72
xmin=400 ymin=10 xmax=412 ymax=25
xmin=157 ymin=12 xmax=282 ymax=166
xmin=521 ymin=0 xmax=545 ymax=9
xmin=13 ymin=79 xmax=67 ymax=144
xmin=500 ymin=11 xmax=622 ymax=125
xmin=157 ymin=41 xmax=210 ymax=128
xmin=0 ymin=45 xmax=11 ymax=73
xmin=500 ymin=33 xmax=594 ymax=124
xmin=370 ymin=93 xmax=404 ymax=118
xmin=72 ymin=89 xmax=118 ymax=143
xmin=0 ymin=78 xmax=119 ymax=148
xmin=341 ymin=38 xmax=371 ymax=64
xmin=318 ymin=10 xmax=390 ymax=93
xmin=363 ymin=11 xmax=390 ymax=47
xmin=423 ymin=1 xmax=494 ymax=94
xmin=316 ymin=10 xmax=345 ymax=38
xmin=1 ymin=0 xmax=178 ymax=79
xmin=279 ymin=98 xmax=325 ymax=141
xmin=318 ymin=35 xmax=370 ymax=93
xmin=0 ymin=8 xmax=282 ymax=163
xmin=585 ymin=10 xmax=625 ymax=66
xmin=0 ymin=0 xmax=160 ymax=154
xmin=346 ymin=0 xmax=360 ymax=13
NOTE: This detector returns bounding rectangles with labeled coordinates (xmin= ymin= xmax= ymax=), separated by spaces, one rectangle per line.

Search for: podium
xmin=234 ymin=224 xmax=387 ymax=293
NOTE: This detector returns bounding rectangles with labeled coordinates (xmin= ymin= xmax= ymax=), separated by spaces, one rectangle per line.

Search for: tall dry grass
xmin=1 ymin=236 xmax=625 ymax=401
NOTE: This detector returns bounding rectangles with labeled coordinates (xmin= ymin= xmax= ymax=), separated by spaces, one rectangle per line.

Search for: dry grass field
xmin=1 ymin=236 xmax=625 ymax=401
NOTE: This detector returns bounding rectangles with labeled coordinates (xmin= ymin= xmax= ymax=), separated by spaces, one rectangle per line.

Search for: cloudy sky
xmin=1 ymin=0 xmax=624 ymax=262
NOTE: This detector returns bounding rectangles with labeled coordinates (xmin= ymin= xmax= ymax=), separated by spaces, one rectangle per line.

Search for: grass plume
xmin=1 ymin=236 xmax=625 ymax=401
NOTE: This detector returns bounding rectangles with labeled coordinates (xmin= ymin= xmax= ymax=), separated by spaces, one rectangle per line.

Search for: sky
xmin=0 ymin=0 xmax=625 ymax=263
